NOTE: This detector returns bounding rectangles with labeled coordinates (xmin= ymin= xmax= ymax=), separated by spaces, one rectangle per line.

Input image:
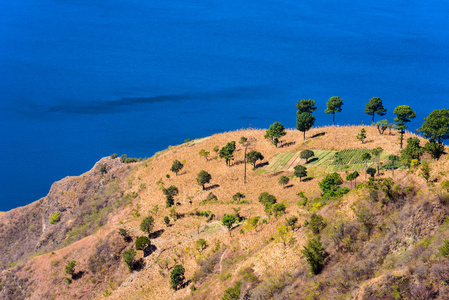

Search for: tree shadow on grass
xmin=279 ymin=141 xmax=296 ymax=148
xmin=307 ymin=157 xmax=319 ymax=164
xmin=311 ymin=132 xmax=326 ymax=138
xmin=133 ymin=258 xmax=145 ymax=271
xmin=284 ymin=184 xmax=294 ymax=189
xmin=144 ymin=244 xmax=157 ymax=257
xmin=72 ymin=271 xmax=84 ymax=280
xmin=301 ymin=177 xmax=313 ymax=182
xmin=205 ymin=184 xmax=220 ymax=191
xmin=149 ymin=229 xmax=164 ymax=239
xmin=256 ymin=162 xmax=269 ymax=168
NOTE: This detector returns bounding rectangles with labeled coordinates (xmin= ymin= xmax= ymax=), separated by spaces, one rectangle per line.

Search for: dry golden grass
xmin=7 ymin=125 xmax=449 ymax=300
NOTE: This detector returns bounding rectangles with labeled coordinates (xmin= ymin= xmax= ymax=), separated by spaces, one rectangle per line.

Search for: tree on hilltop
xmin=325 ymin=96 xmax=343 ymax=126
xmin=300 ymin=150 xmax=315 ymax=163
xmin=365 ymin=97 xmax=387 ymax=123
xmin=297 ymin=112 xmax=316 ymax=140
xmin=296 ymin=99 xmax=317 ymax=114
xmin=265 ymin=121 xmax=286 ymax=147
xmin=393 ymin=105 xmax=416 ymax=149
xmin=197 ymin=170 xmax=212 ymax=190
xmin=170 ymin=159 xmax=184 ymax=176
xmin=294 ymin=165 xmax=307 ymax=182
xmin=419 ymin=109 xmax=449 ymax=144
xmin=246 ymin=151 xmax=264 ymax=168
xmin=219 ymin=141 xmax=236 ymax=166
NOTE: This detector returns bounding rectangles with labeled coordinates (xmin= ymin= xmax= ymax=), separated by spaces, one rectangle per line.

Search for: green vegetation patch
xmin=259 ymin=152 xmax=296 ymax=173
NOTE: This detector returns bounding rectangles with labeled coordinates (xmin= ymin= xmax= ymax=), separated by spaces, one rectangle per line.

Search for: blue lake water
xmin=1 ymin=0 xmax=448 ymax=211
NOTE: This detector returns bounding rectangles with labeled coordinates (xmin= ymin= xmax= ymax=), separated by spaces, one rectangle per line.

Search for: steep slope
xmin=1 ymin=126 xmax=448 ymax=300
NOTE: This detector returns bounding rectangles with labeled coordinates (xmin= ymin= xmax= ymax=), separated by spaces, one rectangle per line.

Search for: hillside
xmin=1 ymin=125 xmax=449 ymax=300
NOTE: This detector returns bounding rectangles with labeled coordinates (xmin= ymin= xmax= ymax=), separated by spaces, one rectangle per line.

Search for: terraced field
xmin=260 ymin=149 xmax=390 ymax=174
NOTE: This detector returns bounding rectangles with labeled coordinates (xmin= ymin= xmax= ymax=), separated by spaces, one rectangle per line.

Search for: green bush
xmin=140 ymin=216 xmax=155 ymax=234
xmin=135 ymin=236 xmax=150 ymax=251
xmin=110 ymin=153 xmax=118 ymax=159
xmin=123 ymin=248 xmax=136 ymax=270
xmin=65 ymin=260 xmax=77 ymax=278
xmin=439 ymin=240 xmax=449 ymax=257
xmin=49 ymin=212 xmax=60 ymax=224
xmin=170 ymin=264 xmax=186 ymax=290
xmin=222 ymin=281 xmax=242 ymax=300
xmin=301 ymin=236 xmax=326 ymax=275
xmin=309 ymin=213 xmax=326 ymax=234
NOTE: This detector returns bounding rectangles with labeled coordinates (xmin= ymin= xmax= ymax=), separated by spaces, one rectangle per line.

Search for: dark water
xmin=1 ymin=0 xmax=448 ymax=211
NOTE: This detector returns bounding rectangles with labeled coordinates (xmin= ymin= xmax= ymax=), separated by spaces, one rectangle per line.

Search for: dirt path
xmin=219 ymin=248 xmax=228 ymax=274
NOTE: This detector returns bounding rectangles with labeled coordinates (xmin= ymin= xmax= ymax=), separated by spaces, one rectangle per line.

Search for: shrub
xmin=258 ymin=192 xmax=277 ymax=205
xmin=110 ymin=153 xmax=118 ymax=159
xmin=120 ymin=154 xmax=128 ymax=163
xmin=272 ymin=202 xmax=287 ymax=217
xmin=164 ymin=216 xmax=170 ymax=226
xmin=279 ymin=176 xmax=290 ymax=188
xmin=285 ymin=215 xmax=298 ymax=229
xmin=65 ymin=260 xmax=77 ymax=278
xmin=309 ymin=213 xmax=326 ymax=234
xmin=170 ymin=264 xmax=186 ymax=290
xmin=232 ymin=192 xmax=245 ymax=202
xmin=301 ymin=236 xmax=326 ymax=275
xmin=49 ymin=212 xmax=60 ymax=224
xmin=319 ymin=172 xmax=343 ymax=194
xmin=222 ymin=281 xmax=242 ymax=300
xmin=123 ymin=248 xmax=136 ymax=270
xmin=140 ymin=216 xmax=155 ymax=234
xmin=439 ymin=240 xmax=449 ymax=257
xmin=195 ymin=238 xmax=207 ymax=253
xmin=118 ymin=228 xmax=131 ymax=242
xmin=100 ymin=164 xmax=107 ymax=175
xmin=135 ymin=236 xmax=150 ymax=251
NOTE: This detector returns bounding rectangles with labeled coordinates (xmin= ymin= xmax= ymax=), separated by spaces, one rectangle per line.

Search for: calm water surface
xmin=1 ymin=0 xmax=448 ymax=210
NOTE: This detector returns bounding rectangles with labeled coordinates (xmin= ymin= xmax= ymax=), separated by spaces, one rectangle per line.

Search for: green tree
xmin=309 ymin=213 xmax=326 ymax=234
xmin=49 ymin=211 xmax=61 ymax=224
xmin=239 ymin=136 xmax=248 ymax=145
xmin=393 ymin=105 xmax=416 ymax=149
xmin=135 ymin=236 xmax=150 ymax=251
xmin=65 ymin=260 xmax=77 ymax=278
xmin=246 ymin=151 xmax=264 ymax=168
xmin=296 ymin=112 xmax=316 ymax=140
xmin=388 ymin=155 xmax=399 ymax=178
xmin=199 ymin=149 xmax=210 ymax=161
xmin=195 ymin=238 xmax=207 ymax=253
xmin=222 ymin=214 xmax=237 ymax=235
xmin=222 ymin=281 xmax=242 ymax=300
xmin=294 ymin=165 xmax=307 ymax=182
xmin=375 ymin=119 xmax=389 ymax=135
xmin=371 ymin=147 xmax=383 ymax=175
xmin=361 ymin=152 xmax=372 ymax=179
xmin=366 ymin=167 xmax=376 ymax=178
xmin=346 ymin=171 xmax=359 ymax=189
xmin=300 ymin=150 xmax=315 ymax=163
xmin=170 ymin=264 xmax=185 ymax=290
xmin=301 ymin=236 xmax=326 ymax=275
xmin=325 ymin=96 xmax=343 ymax=126
xmin=163 ymin=185 xmax=179 ymax=207
xmin=279 ymin=176 xmax=290 ymax=188
xmin=232 ymin=192 xmax=245 ymax=202
xmin=219 ymin=141 xmax=236 ymax=166
xmin=285 ymin=215 xmax=298 ymax=230
xmin=123 ymin=248 xmax=136 ymax=271
xmin=140 ymin=216 xmax=155 ymax=235
xmin=118 ymin=228 xmax=131 ymax=242
xmin=401 ymin=137 xmax=424 ymax=165
xmin=265 ymin=121 xmax=287 ymax=147
xmin=170 ymin=159 xmax=184 ymax=176
xmin=196 ymin=170 xmax=212 ymax=190
xmin=365 ymin=97 xmax=387 ymax=123
xmin=357 ymin=128 xmax=367 ymax=144
xmin=420 ymin=160 xmax=431 ymax=182
xmin=258 ymin=192 xmax=277 ymax=205
xmin=272 ymin=202 xmax=287 ymax=217
xmin=275 ymin=224 xmax=292 ymax=246
xmin=245 ymin=216 xmax=260 ymax=232
xmin=419 ymin=109 xmax=449 ymax=144
xmin=318 ymin=172 xmax=343 ymax=193
xmin=296 ymin=99 xmax=317 ymax=114
xmin=424 ymin=140 xmax=445 ymax=160
xmin=164 ymin=216 xmax=170 ymax=226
